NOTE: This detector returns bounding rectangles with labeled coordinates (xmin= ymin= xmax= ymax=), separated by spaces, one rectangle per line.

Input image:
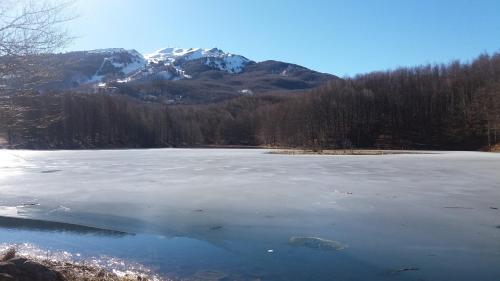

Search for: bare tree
xmin=0 ymin=0 xmax=75 ymax=90
xmin=0 ymin=0 xmax=75 ymax=55
xmin=0 ymin=0 xmax=74 ymax=147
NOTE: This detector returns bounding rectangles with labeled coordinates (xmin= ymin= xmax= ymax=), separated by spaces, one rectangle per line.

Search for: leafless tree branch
xmin=0 ymin=0 xmax=76 ymax=91
xmin=0 ymin=0 xmax=75 ymax=55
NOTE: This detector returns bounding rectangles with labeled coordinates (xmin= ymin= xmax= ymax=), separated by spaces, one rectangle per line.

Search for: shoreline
xmin=0 ymin=248 xmax=162 ymax=281
xmin=267 ymin=149 xmax=439 ymax=155
xmin=1 ymin=145 xmax=498 ymax=153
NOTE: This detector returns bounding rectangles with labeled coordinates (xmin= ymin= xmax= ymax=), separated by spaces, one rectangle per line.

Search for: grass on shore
xmin=0 ymin=248 xmax=161 ymax=281
xmin=267 ymin=149 xmax=433 ymax=155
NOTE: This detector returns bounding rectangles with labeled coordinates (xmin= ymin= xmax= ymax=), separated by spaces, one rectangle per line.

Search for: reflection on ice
xmin=0 ymin=151 xmax=28 ymax=180
xmin=0 ymin=216 xmax=130 ymax=236
xmin=0 ymin=206 xmax=18 ymax=217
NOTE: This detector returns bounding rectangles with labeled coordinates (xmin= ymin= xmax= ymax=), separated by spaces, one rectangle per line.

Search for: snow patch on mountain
xmin=144 ymin=47 xmax=251 ymax=73
xmin=205 ymin=55 xmax=249 ymax=73
xmin=85 ymin=47 xmax=252 ymax=84
xmin=88 ymin=49 xmax=147 ymax=83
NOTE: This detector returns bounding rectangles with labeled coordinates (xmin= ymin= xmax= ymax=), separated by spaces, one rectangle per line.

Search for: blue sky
xmin=67 ymin=0 xmax=500 ymax=76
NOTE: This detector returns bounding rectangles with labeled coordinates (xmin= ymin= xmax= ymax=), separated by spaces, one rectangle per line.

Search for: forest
xmin=1 ymin=52 xmax=499 ymax=151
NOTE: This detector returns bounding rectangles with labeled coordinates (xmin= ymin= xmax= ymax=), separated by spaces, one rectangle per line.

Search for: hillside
xmin=0 ymin=51 xmax=499 ymax=150
xmin=0 ymin=48 xmax=336 ymax=104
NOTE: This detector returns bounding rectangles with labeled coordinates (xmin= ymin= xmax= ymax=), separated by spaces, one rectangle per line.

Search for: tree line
xmin=1 ymin=52 xmax=499 ymax=150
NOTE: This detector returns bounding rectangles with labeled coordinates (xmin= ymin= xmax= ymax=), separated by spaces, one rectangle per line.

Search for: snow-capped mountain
xmin=1 ymin=46 xmax=335 ymax=103
xmin=82 ymin=47 xmax=253 ymax=84
xmin=87 ymin=48 xmax=147 ymax=83
xmin=144 ymin=47 xmax=251 ymax=74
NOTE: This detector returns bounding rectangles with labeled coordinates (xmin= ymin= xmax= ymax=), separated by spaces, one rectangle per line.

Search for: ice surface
xmin=0 ymin=149 xmax=499 ymax=280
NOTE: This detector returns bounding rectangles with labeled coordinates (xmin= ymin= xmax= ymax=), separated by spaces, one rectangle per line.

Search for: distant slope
xmin=0 ymin=47 xmax=337 ymax=103
xmin=1 ymin=51 xmax=499 ymax=150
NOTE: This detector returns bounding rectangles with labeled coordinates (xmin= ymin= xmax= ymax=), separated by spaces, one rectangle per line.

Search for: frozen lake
xmin=0 ymin=149 xmax=499 ymax=280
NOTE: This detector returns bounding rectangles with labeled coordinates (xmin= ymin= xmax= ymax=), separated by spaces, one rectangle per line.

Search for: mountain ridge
xmin=0 ymin=47 xmax=338 ymax=104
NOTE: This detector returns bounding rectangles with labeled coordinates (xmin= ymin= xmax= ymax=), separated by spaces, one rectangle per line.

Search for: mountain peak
xmin=51 ymin=47 xmax=332 ymax=93
xmin=145 ymin=47 xmax=225 ymax=61
xmin=144 ymin=47 xmax=252 ymax=73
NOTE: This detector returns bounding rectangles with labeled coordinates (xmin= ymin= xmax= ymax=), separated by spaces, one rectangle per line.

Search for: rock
xmin=288 ymin=236 xmax=346 ymax=251
xmin=0 ymin=262 xmax=21 ymax=279
xmin=0 ymin=248 xmax=16 ymax=262
xmin=0 ymin=258 xmax=65 ymax=281
xmin=5 ymin=258 xmax=26 ymax=266
xmin=0 ymin=249 xmax=16 ymax=262
xmin=19 ymin=260 xmax=65 ymax=281
xmin=0 ymin=273 xmax=16 ymax=281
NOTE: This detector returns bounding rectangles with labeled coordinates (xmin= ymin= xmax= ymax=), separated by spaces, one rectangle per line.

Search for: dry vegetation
xmin=0 ymin=248 xmax=161 ymax=281
xmin=268 ymin=149 xmax=432 ymax=155
xmin=39 ymin=261 xmax=153 ymax=281
xmin=1 ymin=52 xmax=499 ymax=151
xmin=491 ymin=143 xmax=500 ymax=152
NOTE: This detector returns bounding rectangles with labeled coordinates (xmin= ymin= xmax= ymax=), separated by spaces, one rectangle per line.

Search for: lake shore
xmin=267 ymin=149 xmax=438 ymax=155
xmin=2 ymin=141 xmax=498 ymax=153
xmin=0 ymin=248 xmax=158 ymax=281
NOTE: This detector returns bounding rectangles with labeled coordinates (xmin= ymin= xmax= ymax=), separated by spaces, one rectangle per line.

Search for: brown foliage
xmin=1 ymin=52 xmax=499 ymax=150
